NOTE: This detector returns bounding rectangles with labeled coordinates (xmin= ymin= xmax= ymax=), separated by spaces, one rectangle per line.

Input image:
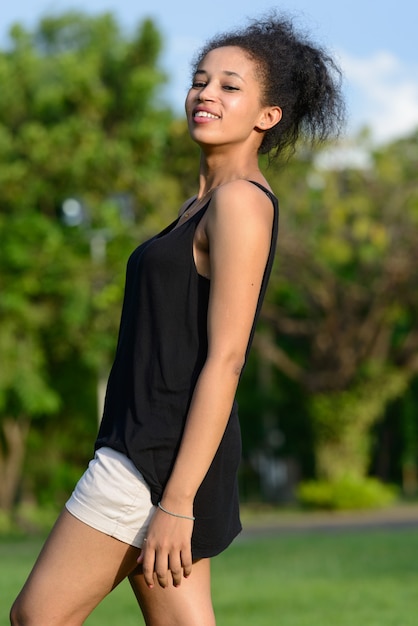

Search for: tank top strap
xmin=247 ymin=180 xmax=277 ymax=204
xmin=246 ymin=179 xmax=279 ymax=244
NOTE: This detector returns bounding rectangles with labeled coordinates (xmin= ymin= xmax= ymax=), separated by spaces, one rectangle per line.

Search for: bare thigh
xmin=10 ymin=508 xmax=141 ymax=626
xmin=129 ymin=558 xmax=216 ymax=626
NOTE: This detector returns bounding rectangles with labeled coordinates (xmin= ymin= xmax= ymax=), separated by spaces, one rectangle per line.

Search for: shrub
xmin=297 ymin=477 xmax=398 ymax=510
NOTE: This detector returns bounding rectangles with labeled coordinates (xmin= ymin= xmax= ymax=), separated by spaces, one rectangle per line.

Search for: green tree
xmin=253 ymin=132 xmax=418 ymax=492
xmin=0 ymin=11 xmax=180 ymax=515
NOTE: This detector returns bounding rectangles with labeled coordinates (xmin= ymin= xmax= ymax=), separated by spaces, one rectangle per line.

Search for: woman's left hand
xmin=137 ymin=506 xmax=194 ymax=589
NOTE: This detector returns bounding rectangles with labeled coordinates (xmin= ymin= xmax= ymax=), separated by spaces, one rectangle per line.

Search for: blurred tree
xmin=0 ymin=11 xmax=180 ymax=513
xmin=2 ymin=8 xmax=417 ymax=514
xmin=254 ymin=131 xmax=418 ymax=487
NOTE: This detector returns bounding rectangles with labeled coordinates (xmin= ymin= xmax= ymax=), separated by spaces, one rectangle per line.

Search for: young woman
xmin=11 ymin=14 xmax=344 ymax=626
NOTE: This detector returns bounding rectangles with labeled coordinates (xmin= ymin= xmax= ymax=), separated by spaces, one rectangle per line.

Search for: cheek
xmin=231 ymin=99 xmax=262 ymax=125
xmin=185 ymin=90 xmax=194 ymax=113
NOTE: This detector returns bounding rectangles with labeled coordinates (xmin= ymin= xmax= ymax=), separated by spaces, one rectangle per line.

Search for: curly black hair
xmin=192 ymin=13 xmax=345 ymax=159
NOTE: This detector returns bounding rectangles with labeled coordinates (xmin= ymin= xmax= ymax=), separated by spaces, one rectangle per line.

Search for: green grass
xmin=2 ymin=527 xmax=418 ymax=625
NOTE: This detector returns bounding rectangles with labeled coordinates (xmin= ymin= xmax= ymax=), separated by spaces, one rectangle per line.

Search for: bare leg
xmin=10 ymin=509 xmax=141 ymax=626
xmin=129 ymin=558 xmax=216 ymax=626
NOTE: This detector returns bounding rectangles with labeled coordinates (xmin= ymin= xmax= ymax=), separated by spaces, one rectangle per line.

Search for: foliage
xmin=0 ymin=11 xmax=179 ymax=512
xmin=254 ymin=133 xmax=418 ymax=486
xmin=260 ymin=134 xmax=418 ymax=392
xmin=1 ymin=9 xmax=418 ymax=512
xmin=311 ymin=367 xmax=408 ymax=480
xmin=297 ymin=477 xmax=398 ymax=510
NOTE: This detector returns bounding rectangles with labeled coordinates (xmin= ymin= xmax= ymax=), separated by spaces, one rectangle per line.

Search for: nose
xmin=197 ymin=83 xmax=215 ymax=102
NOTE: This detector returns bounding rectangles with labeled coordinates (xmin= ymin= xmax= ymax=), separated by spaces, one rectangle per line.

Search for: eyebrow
xmin=194 ymin=69 xmax=245 ymax=82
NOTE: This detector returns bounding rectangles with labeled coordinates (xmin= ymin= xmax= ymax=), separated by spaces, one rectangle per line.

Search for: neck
xmin=196 ymin=151 xmax=262 ymax=198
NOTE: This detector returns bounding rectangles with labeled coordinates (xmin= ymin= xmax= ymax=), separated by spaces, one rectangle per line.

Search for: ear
xmin=255 ymin=106 xmax=282 ymax=132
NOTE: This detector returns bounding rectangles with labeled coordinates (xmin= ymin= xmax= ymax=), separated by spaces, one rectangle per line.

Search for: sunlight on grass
xmin=2 ymin=527 xmax=418 ymax=625
xmin=211 ymin=530 xmax=418 ymax=625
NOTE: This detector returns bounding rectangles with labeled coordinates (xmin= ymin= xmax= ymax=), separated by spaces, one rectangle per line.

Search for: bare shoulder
xmin=207 ymin=179 xmax=275 ymax=235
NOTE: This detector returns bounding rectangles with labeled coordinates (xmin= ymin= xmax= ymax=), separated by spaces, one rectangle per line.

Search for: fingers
xmin=168 ymin=553 xmax=183 ymax=588
xmin=136 ymin=507 xmax=194 ymax=589
xmin=181 ymin=547 xmax=193 ymax=579
xmin=138 ymin=540 xmax=156 ymax=589
xmin=155 ymin=551 xmax=170 ymax=589
xmin=137 ymin=539 xmax=194 ymax=589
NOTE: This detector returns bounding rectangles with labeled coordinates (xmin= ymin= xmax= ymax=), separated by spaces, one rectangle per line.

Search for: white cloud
xmin=340 ymin=50 xmax=418 ymax=144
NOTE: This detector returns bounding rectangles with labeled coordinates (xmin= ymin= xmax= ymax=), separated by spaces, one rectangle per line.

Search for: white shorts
xmin=65 ymin=447 xmax=156 ymax=548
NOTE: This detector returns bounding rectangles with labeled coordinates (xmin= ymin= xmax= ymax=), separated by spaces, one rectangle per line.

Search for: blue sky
xmin=2 ymin=0 xmax=418 ymax=145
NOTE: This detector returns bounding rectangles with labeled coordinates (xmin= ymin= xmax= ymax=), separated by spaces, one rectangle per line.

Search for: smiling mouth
xmin=194 ymin=111 xmax=220 ymax=120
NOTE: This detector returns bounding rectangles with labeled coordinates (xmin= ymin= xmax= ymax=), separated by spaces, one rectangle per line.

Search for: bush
xmin=297 ymin=477 xmax=398 ymax=510
xmin=0 ymin=510 xmax=14 ymax=535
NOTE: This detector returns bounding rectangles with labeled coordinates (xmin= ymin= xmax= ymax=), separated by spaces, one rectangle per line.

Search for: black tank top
xmin=96 ymin=181 xmax=279 ymax=558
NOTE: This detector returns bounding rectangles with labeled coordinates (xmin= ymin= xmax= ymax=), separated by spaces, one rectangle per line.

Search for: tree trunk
xmin=0 ymin=417 xmax=30 ymax=512
xmin=311 ymin=370 xmax=408 ymax=482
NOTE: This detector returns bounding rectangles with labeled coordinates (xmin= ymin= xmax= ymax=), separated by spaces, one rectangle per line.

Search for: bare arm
xmin=139 ymin=180 xmax=274 ymax=588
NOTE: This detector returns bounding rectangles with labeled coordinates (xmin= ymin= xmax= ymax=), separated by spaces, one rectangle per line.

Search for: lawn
xmin=2 ymin=526 xmax=418 ymax=625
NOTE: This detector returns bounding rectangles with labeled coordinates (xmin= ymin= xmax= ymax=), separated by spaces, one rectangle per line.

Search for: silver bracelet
xmin=157 ymin=501 xmax=195 ymax=521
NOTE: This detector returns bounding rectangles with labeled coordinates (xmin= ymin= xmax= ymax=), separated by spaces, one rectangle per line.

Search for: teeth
xmin=195 ymin=111 xmax=219 ymax=119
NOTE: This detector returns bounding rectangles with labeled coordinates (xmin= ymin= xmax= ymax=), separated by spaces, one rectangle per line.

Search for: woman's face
xmin=185 ymin=46 xmax=268 ymax=151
